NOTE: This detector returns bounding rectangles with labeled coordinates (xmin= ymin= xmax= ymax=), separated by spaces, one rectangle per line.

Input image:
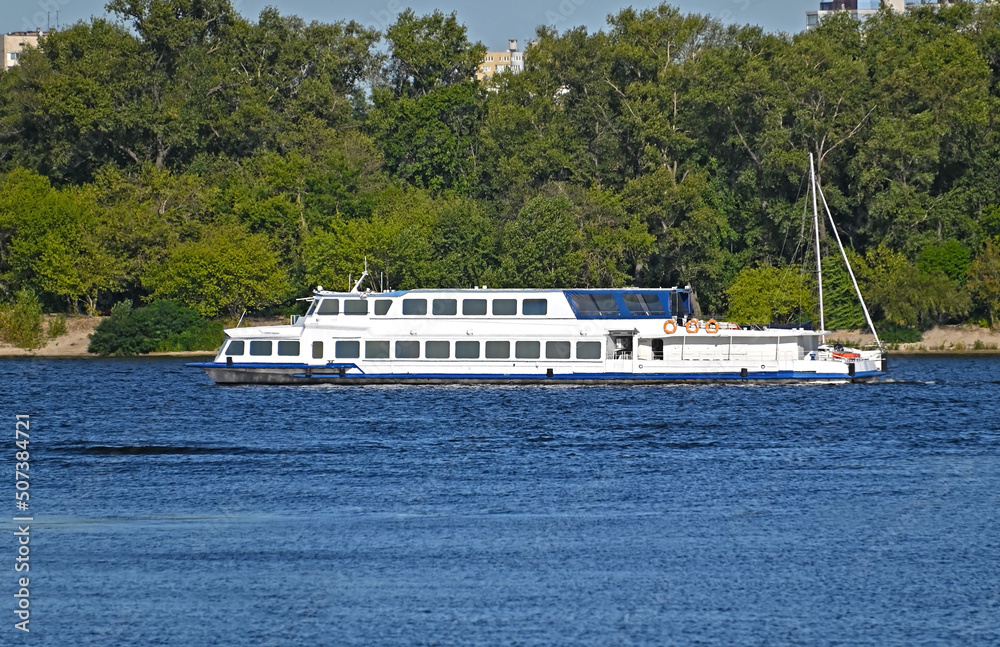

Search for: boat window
xmin=317 ymin=299 xmax=339 ymax=315
xmin=523 ymin=299 xmax=548 ymax=316
xmin=277 ymin=341 xmax=300 ymax=356
xmin=463 ymin=299 xmax=487 ymax=315
xmin=249 ymin=340 xmax=272 ymax=356
xmin=365 ymin=341 xmax=390 ymax=359
xmin=455 ymin=341 xmax=480 ymax=359
xmin=403 ymin=299 xmax=427 ymax=315
xmin=485 ymin=341 xmax=510 ymax=359
xmin=374 ymin=300 xmax=392 ymax=315
xmin=225 ymin=340 xmax=244 ymax=356
xmin=344 ymin=300 xmax=368 ymax=315
xmin=546 ymin=341 xmax=570 ymax=359
xmin=425 ymin=341 xmax=450 ymax=358
xmin=515 ymin=341 xmax=540 ymax=359
xmin=623 ymin=293 xmax=666 ymax=316
xmin=433 ymin=299 xmax=457 ymax=315
xmin=395 ymin=341 xmax=420 ymax=359
xmin=305 ymin=300 xmax=318 ymax=316
xmin=492 ymin=299 xmax=517 ymax=315
xmin=576 ymin=341 xmax=602 ymax=360
xmin=312 ymin=341 xmax=323 ymax=359
xmin=335 ymin=341 xmax=360 ymax=358
xmin=569 ymin=293 xmax=620 ymax=316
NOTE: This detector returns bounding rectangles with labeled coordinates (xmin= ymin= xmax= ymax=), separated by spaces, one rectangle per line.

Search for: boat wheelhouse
xmin=188 ymin=286 xmax=885 ymax=385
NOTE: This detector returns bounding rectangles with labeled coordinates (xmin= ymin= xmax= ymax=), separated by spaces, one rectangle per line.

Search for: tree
xmin=968 ymin=241 xmax=1000 ymax=328
xmin=725 ymin=265 xmax=815 ymax=325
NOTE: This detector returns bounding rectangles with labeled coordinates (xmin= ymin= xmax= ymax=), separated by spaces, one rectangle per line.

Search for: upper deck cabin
xmin=296 ymin=288 xmax=695 ymax=323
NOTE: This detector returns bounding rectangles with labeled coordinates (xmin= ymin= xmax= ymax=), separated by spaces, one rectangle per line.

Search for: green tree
xmin=725 ymin=265 xmax=815 ymax=325
xmin=968 ymin=241 xmax=1000 ymax=328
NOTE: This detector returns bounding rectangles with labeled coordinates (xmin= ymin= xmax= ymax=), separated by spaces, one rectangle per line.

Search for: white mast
xmin=810 ymin=153 xmax=825 ymax=341
xmin=816 ymin=186 xmax=883 ymax=349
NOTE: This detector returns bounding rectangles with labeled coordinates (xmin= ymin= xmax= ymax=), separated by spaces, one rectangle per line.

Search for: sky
xmin=5 ymin=0 xmax=813 ymax=49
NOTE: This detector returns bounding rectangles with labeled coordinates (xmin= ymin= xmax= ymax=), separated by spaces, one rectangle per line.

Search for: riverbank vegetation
xmin=2 ymin=0 xmax=1000 ymax=336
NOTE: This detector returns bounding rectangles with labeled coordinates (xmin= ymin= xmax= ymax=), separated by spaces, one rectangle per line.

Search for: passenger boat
xmin=189 ymin=154 xmax=886 ymax=385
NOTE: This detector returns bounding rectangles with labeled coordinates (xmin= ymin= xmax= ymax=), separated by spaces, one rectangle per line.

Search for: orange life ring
xmin=706 ymin=319 xmax=719 ymax=334
xmin=685 ymin=319 xmax=699 ymax=334
xmin=663 ymin=319 xmax=677 ymax=335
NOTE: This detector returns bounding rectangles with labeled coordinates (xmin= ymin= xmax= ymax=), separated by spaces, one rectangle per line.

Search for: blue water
xmin=2 ymin=356 xmax=999 ymax=645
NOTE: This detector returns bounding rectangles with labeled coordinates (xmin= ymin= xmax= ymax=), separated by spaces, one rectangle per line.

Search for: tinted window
xmin=455 ymin=341 xmax=480 ymax=359
xmin=226 ymin=340 xmax=244 ymax=356
xmin=523 ymin=299 xmax=548 ymax=316
xmin=492 ymin=299 xmax=517 ymax=315
xmin=312 ymin=341 xmax=323 ymax=359
xmin=485 ymin=341 xmax=510 ymax=359
xmin=569 ymin=293 xmax=620 ymax=316
xmin=546 ymin=341 xmax=570 ymax=359
xmin=305 ymin=300 xmax=318 ymax=316
xmin=425 ymin=341 xmax=450 ymax=358
xmin=365 ymin=341 xmax=390 ymax=358
xmin=576 ymin=341 xmax=602 ymax=360
xmin=403 ymin=299 xmax=427 ymax=315
xmin=463 ymin=299 xmax=487 ymax=315
xmin=623 ymin=293 xmax=666 ymax=316
xmin=335 ymin=341 xmax=359 ymax=358
xmin=433 ymin=299 xmax=457 ymax=315
xmin=249 ymin=340 xmax=272 ymax=356
xmin=374 ymin=300 xmax=392 ymax=315
xmin=277 ymin=341 xmax=300 ymax=356
xmin=515 ymin=341 xmax=540 ymax=359
xmin=395 ymin=341 xmax=420 ymax=359
xmin=344 ymin=299 xmax=368 ymax=315
xmin=317 ymin=299 xmax=339 ymax=315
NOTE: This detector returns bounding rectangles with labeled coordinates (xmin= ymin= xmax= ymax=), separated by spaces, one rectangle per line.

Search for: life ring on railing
xmin=663 ymin=319 xmax=677 ymax=335
xmin=706 ymin=319 xmax=719 ymax=334
xmin=685 ymin=319 xmax=699 ymax=334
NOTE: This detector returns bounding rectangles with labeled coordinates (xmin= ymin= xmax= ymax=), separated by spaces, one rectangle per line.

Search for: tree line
xmin=1 ymin=0 xmax=999 ymax=330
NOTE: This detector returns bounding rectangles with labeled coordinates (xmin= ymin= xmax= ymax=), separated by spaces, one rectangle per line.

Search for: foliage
xmin=47 ymin=314 xmax=68 ymax=338
xmin=0 ymin=289 xmax=45 ymax=349
xmin=864 ymin=246 xmax=970 ymax=328
xmin=967 ymin=241 xmax=1000 ymax=328
xmin=878 ymin=323 xmax=923 ymax=344
xmin=88 ymin=300 xmax=223 ymax=356
xmin=725 ymin=265 xmax=815 ymax=325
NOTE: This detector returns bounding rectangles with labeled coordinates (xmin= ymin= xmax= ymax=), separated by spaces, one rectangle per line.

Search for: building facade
xmin=2 ymin=30 xmax=45 ymax=71
xmin=806 ymin=1 xmax=962 ymax=30
xmin=477 ymin=40 xmax=524 ymax=81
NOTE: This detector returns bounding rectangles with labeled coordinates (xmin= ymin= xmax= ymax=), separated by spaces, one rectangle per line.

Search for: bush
xmin=878 ymin=322 xmax=922 ymax=344
xmin=88 ymin=300 xmax=224 ymax=356
xmin=0 ymin=289 xmax=45 ymax=350
xmin=47 ymin=315 xmax=68 ymax=338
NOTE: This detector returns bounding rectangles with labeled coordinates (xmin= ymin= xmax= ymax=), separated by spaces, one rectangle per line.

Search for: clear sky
xmin=6 ymin=0 xmax=812 ymax=49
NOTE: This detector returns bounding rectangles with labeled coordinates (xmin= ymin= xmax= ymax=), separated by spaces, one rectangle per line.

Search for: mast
xmin=810 ymin=153 xmax=825 ymax=341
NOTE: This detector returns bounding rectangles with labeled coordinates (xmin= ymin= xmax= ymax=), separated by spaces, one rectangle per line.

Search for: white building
xmin=2 ymin=30 xmax=45 ymax=71
xmin=477 ymin=40 xmax=524 ymax=81
xmin=806 ymin=0 xmax=962 ymax=30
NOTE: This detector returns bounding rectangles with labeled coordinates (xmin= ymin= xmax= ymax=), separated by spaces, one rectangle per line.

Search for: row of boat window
xmin=306 ymin=297 xmax=549 ymax=317
xmin=225 ymin=339 xmax=603 ymax=360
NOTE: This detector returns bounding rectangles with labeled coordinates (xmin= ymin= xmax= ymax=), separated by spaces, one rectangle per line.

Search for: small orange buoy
xmin=663 ymin=320 xmax=677 ymax=335
xmin=706 ymin=319 xmax=719 ymax=334
xmin=685 ymin=319 xmax=699 ymax=334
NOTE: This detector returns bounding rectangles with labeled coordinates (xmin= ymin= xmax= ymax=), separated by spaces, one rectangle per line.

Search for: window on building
xmin=277 ymin=341 xmax=300 ymax=356
xmin=335 ymin=341 xmax=360 ymax=358
xmin=622 ymin=293 xmax=666 ymax=316
xmin=523 ymin=299 xmax=548 ymax=316
xmin=402 ymin=299 xmax=427 ymax=315
xmin=492 ymin=299 xmax=517 ymax=316
xmin=374 ymin=300 xmax=392 ymax=315
xmin=365 ymin=341 xmax=390 ymax=359
xmin=317 ymin=299 xmax=339 ymax=315
xmin=515 ymin=341 xmax=540 ymax=359
xmin=344 ymin=299 xmax=368 ymax=315
xmin=225 ymin=340 xmax=244 ymax=356
xmin=312 ymin=341 xmax=323 ymax=359
xmin=463 ymin=299 xmax=487 ymax=315
xmin=455 ymin=341 xmax=480 ymax=359
xmin=546 ymin=341 xmax=571 ymax=359
xmin=569 ymin=293 xmax=620 ymax=316
xmin=485 ymin=341 xmax=510 ymax=359
xmin=249 ymin=340 xmax=272 ymax=356
xmin=425 ymin=341 xmax=450 ymax=358
xmin=576 ymin=341 xmax=602 ymax=360
xmin=433 ymin=299 xmax=457 ymax=315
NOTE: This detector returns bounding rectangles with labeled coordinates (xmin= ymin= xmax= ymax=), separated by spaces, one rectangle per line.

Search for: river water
xmin=1 ymin=355 xmax=998 ymax=645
